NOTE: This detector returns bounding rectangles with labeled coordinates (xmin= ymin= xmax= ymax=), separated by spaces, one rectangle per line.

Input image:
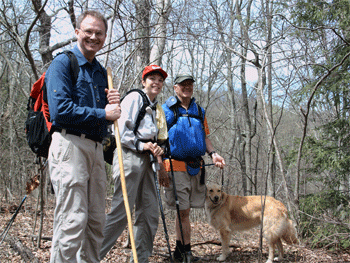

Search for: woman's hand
xmin=143 ymin=142 xmax=164 ymax=157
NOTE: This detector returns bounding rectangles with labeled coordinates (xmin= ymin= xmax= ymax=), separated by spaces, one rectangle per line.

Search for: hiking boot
xmin=173 ymin=251 xmax=202 ymax=262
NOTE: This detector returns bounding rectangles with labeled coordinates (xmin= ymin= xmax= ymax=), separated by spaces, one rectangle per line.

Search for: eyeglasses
xmin=79 ymin=29 xmax=105 ymax=38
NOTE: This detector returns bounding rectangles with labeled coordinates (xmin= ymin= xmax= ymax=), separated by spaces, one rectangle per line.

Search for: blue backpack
xmin=162 ymin=96 xmax=206 ymax=162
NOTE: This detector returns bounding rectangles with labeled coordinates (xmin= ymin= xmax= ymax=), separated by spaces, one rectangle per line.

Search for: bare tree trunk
xmin=32 ymin=0 xmax=52 ymax=69
xmin=210 ymin=0 xmax=239 ymax=191
xmin=7 ymin=58 xmax=16 ymax=198
xmin=240 ymin=50 xmax=249 ymax=195
xmin=37 ymin=159 xmax=46 ymax=248
xmin=236 ymin=0 xmax=255 ymax=195
xmin=133 ymin=0 xmax=151 ymax=81
xmin=264 ymin=0 xmax=276 ymax=198
xmin=5 ymin=236 xmax=40 ymax=263
xmin=150 ymin=0 xmax=171 ymax=66
xmin=104 ymin=1 xmax=121 ymax=68
xmin=257 ymin=65 xmax=293 ymax=215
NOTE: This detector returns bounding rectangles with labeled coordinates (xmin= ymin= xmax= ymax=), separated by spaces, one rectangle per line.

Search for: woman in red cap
xmin=100 ymin=65 xmax=167 ymax=263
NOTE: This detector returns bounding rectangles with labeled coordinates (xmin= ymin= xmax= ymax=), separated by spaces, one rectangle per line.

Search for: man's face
xmin=174 ymin=80 xmax=194 ymax=100
xmin=75 ymin=15 xmax=106 ymax=61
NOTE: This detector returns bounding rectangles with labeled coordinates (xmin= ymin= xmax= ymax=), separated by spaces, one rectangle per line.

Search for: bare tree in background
xmin=150 ymin=0 xmax=171 ymax=66
xmin=133 ymin=0 xmax=151 ymax=78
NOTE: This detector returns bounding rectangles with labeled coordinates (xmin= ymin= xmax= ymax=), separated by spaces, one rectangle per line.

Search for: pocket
xmin=164 ymin=182 xmax=175 ymax=207
xmin=74 ymin=79 xmax=91 ymax=105
xmin=49 ymin=133 xmax=73 ymax=164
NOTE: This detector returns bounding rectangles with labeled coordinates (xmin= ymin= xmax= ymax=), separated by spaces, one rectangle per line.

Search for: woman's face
xmin=142 ymin=72 xmax=165 ymax=101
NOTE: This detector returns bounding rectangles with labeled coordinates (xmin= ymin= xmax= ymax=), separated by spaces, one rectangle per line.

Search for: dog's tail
xmin=282 ymin=218 xmax=299 ymax=245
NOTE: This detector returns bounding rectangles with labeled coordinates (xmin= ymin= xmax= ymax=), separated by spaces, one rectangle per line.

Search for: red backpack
xmin=25 ymin=51 xmax=79 ymax=158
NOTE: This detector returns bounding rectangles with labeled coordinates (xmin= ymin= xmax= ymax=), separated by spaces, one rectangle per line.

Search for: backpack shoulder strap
xmin=165 ymin=96 xmax=179 ymax=129
xmin=61 ymin=50 xmax=80 ymax=86
xmin=196 ymin=103 xmax=205 ymax=130
xmin=28 ymin=73 xmax=46 ymax=110
xmin=43 ymin=51 xmax=80 ymax=103
xmin=196 ymin=103 xmax=204 ymax=124
xmin=121 ymin=89 xmax=150 ymax=135
xmin=168 ymin=104 xmax=179 ymax=130
xmin=168 ymin=99 xmax=204 ymax=130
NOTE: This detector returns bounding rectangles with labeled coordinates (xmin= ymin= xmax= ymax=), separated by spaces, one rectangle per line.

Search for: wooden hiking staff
xmin=107 ymin=67 xmax=138 ymax=263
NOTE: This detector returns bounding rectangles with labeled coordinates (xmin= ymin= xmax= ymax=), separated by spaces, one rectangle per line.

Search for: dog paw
xmin=217 ymin=254 xmax=227 ymax=261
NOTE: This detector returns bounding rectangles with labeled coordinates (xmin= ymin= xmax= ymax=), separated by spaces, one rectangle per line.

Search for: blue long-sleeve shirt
xmin=45 ymin=45 xmax=109 ymax=139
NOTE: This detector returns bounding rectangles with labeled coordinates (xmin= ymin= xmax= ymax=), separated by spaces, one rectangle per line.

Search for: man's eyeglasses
xmin=79 ymin=29 xmax=105 ymax=38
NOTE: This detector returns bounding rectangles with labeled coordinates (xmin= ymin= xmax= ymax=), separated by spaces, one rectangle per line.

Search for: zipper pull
xmin=186 ymin=110 xmax=191 ymax=126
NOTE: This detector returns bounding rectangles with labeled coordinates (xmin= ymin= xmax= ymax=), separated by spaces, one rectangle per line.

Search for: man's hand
xmin=105 ymin=88 xmax=120 ymax=104
xmin=105 ymin=103 xmax=121 ymax=121
xmin=212 ymin=153 xmax=225 ymax=169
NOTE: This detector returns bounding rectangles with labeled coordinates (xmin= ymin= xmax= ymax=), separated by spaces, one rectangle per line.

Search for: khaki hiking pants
xmin=49 ymin=131 xmax=106 ymax=263
xmin=100 ymin=147 xmax=159 ymax=263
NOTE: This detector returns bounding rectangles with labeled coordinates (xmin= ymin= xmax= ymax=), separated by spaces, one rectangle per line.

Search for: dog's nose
xmin=214 ymin=196 xmax=219 ymax=202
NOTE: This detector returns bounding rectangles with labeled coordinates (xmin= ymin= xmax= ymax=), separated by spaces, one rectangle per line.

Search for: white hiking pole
xmin=107 ymin=67 xmax=138 ymax=263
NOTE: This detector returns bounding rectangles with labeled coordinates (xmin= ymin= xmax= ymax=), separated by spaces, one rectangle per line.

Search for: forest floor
xmin=1 ymin=195 xmax=350 ymax=263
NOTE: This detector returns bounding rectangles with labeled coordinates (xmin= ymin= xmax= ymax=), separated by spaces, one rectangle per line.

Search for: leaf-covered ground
xmin=1 ymin=196 xmax=350 ymax=262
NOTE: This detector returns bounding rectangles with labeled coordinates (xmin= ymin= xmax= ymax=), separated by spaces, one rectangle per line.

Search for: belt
xmin=163 ymin=159 xmax=186 ymax=172
xmin=139 ymin=139 xmax=156 ymax=143
xmin=54 ymin=128 xmax=103 ymax=143
xmin=163 ymin=158 xmax=205 ymax=184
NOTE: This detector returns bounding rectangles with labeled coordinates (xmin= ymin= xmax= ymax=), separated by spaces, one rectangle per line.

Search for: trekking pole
xmin=0 ymin=195 xmax=27 ymax=245
xmin=166 ymin=140 xmax=190 ymax=263
xmin=150 ymin=154 xmax=173 ymax=262
xmin=107 ymin=67 xmax=138 ymax=263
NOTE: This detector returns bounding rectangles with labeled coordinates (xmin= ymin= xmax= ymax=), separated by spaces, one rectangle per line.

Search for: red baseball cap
xmin=142 ymin=65 xmax=168 ymax=80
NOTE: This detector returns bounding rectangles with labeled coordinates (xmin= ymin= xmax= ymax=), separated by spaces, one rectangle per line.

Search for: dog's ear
xmin=221 ymin=191 xmax=227 ymax=202
xmin=205 ymin=185 xmax=212 ymax=198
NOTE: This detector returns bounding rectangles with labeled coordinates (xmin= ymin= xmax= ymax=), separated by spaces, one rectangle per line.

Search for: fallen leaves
xmin=1 ymin=196 xmax=350 ymax=262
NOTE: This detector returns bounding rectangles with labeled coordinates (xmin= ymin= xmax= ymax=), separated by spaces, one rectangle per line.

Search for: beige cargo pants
xmin=49 ymin=131 xmax=106 ymax=263
xmin=100 ymin=147 xmax=159 ymax=263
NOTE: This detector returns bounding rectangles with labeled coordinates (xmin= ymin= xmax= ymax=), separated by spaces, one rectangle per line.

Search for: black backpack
xmin=25 ymin=51 xmax=79 ymax=158
xmin=102 ymin=89 xmax=151 ymax=165
xmin=123 ymin=89 xmax=151 ymax=135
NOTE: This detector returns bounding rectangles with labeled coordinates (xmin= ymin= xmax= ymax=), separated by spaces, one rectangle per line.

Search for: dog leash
xmin=221 ymin=168 xmax=224 ymax=189
xmin=204 ymin=163 xmax=224 ymax=189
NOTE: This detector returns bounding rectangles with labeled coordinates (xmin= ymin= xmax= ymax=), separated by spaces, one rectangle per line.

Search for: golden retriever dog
xmin=205 ymin=183 xmax=298 ymax=263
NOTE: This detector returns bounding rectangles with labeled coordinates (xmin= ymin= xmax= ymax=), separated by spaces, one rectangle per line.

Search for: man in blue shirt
xmin=45 ymin=10 xmax=121 ymax=263
xmin=161 ymin=74 xmax=225 ymax=262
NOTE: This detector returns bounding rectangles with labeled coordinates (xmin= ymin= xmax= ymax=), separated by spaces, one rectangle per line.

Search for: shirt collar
xmin=72 ymin=45 xmax=104 ymax=73
xmin=175 ymin=96 xmax=195 ymax=108
xmin=72 ymin=45 xmax=100 ymax=67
